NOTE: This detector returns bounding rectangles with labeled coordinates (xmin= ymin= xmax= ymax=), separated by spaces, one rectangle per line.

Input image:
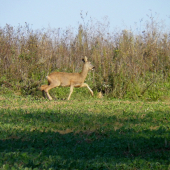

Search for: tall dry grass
xmin=1 ymin=16 xmax=170 ymax=100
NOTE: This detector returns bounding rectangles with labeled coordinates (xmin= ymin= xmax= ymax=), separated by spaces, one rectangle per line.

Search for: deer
xmin=40 ymin=56 xmax=95 ymax=100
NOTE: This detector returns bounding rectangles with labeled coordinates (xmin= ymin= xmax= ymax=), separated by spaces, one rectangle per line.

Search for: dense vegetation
xmin=1 ymin=15 xmax=170 ymax=100
xmin=0 ymin=94 xmax=170 ymax=169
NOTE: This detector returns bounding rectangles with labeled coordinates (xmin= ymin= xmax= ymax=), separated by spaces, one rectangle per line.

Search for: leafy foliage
xmin=1 ymin=15 xmax=170 ymax=100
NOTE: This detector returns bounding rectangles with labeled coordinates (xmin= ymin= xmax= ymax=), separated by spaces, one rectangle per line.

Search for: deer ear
xmin=84 ymin=56 xmax=88 ymax=62
xmin=82 ymin=56 xmax=88 ymax=63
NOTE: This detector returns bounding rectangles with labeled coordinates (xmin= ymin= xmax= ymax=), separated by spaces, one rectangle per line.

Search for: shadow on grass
xmin=0 ymin=108 xmax=170 ymax=169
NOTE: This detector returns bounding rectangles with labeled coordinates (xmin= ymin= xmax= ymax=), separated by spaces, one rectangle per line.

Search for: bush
xmin=0 ymin=16 xmax=170 ymax=100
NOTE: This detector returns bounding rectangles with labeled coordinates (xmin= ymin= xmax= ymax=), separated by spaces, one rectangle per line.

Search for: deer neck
xmin=80 ymin=64 xmax=88 ymax=80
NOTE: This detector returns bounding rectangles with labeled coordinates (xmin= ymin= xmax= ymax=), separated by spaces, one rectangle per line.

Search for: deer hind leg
xmin=39 ymin=85 xmax=49 ymax=99
xmin=67 ymin=85 xmax=74 ymax=100
xmin=81 ymin=83 xmax=93 ymax=96
xmin=42 ymin=76 xmax=60 ymax=100
xmin=43 ymin=84 xmax=58 ymax=100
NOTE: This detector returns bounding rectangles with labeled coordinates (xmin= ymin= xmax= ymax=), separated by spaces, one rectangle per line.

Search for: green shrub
xmin=0 ymin=16 xmax=170 ymax=100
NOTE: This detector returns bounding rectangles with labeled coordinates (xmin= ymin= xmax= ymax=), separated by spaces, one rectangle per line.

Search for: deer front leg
xmin=81 ymin=83 xmax=93 ymax=96
xmin=68 ymin=85 xmax=74 ymax=100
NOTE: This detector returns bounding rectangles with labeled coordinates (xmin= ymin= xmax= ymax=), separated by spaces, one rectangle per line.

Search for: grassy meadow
xmin=0 ymin=94 xmax=170 ymax=169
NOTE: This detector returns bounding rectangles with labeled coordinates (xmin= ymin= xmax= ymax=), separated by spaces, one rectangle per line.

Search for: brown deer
xmin=40 ymin=56 xmax=95 ymax=100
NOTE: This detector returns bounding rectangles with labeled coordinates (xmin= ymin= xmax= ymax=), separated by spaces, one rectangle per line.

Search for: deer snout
xmin=92 ymin=67 xmax=95 ymax=70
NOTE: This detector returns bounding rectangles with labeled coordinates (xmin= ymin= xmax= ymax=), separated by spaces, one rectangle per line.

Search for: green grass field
xmin=0 ymin=94 xmax=170 ymax=169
